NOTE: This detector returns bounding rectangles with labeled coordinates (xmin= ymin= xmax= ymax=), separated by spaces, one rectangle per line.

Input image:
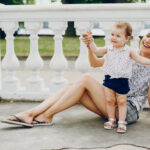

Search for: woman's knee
xmin=77 ymin=74 xmax=93 ymax=86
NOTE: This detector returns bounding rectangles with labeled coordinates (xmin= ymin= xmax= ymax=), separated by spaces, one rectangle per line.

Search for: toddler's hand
xmin=81 ymin=31 xmax=94 ymax=47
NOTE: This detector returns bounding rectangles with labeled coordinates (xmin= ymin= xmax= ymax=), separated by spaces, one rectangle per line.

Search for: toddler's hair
xmin=114 ymin=21 xmax=133 ymax=40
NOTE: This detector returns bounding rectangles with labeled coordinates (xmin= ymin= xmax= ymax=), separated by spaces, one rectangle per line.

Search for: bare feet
xmin=33 ymin=114 xmax=52 ymax=124
xmin=6 ymin=112 xmax=34 ymax=124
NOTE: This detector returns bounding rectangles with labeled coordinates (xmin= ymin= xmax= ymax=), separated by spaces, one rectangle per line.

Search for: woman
xmin=2 ymin=31 xmax=150 ymax=127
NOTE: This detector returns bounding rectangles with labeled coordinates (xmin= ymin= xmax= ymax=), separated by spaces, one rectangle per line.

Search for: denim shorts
xmin=103 ymin=75 xmax=130 ymax=94
xmin=126 ymin=100 xmax=139 ymax=124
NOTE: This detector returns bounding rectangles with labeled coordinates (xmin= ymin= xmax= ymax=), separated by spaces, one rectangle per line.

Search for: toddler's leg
xmin=116 ymin=93 xmax=127 ymax=122
xmin=116 ymin=93 xmax=127 ymax=133
xmin=104 ymin=87 xmax=116 ymax=129
xmin=104 ymin=87 xmax=116 ymax=119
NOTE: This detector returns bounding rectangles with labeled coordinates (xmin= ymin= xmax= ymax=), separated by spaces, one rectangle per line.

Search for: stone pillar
xmin=49 ymin=21 xmax=68 ymax=93
xmin=25 ymin=22 xmax=44 ymax=92
xmin=0 ymin=22 xmax=20 ymax=91
xmin=130 ymin=22 xmax=144 ymax=50
xmin=75 ymin=21 xmax=91 ymax=73
xmin=101 ymin=22 xmax=114 ymax=46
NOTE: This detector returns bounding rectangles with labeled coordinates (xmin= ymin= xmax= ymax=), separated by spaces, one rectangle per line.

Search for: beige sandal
xmin=117 ymin=121 xmax=127 ymax=133
xmin=104 ymin=118 xmax=117 ymax=130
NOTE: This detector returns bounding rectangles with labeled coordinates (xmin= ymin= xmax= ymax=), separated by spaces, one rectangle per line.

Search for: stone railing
xmin=0 ymin=3 xmax=150 ymax=100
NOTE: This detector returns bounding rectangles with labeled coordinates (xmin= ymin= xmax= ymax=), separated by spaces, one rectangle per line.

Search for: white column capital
xmin=50 ymin=21 xmax=67 ymax=33
xmin=0 ymin=21 xmax=18 ymax=34
xmin=130 ymin=22 xmax=143 ymax=49
xmin=75 ymin=21 xmax=91 ymax=34
xmin=130 ymin=22 xmax=144 ymax=33
xmin=25 ymin=22 xmax=42 ymax=34
xmin=100 ymin=22 xmax=114 ymax=31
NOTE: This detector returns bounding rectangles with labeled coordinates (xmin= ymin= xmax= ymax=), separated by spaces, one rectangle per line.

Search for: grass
xmin=0 ymin=36 xmax=105 ymax=57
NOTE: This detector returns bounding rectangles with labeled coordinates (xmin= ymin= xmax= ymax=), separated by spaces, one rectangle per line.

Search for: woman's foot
xmin=117 ymin=121 xmax=127 ymax=133
xmin=104 ymin=118 xmax=117 ymax=130
xmin=32 ymin=114 xmax=52 ymax=124
xmin=6 ymin=112 xmax=33 ymax=124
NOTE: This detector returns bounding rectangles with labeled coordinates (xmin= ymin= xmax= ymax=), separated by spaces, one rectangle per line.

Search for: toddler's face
xmin=110 ymin=26 xmax=129 ymax=48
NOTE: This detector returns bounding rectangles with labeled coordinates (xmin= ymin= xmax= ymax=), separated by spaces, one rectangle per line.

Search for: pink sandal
xmin=104 ymin=118 xmax=117 ymax=130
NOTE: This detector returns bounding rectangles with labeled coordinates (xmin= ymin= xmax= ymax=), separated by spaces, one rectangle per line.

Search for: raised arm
xmin=82 ymin=32 xmax=105 ymax=67
xmin=130 ymin=50 xmax=150 ymax=65
xmin=88 ymin=47 xmax=104 ymax=68
xmin=88 ymin=42 xmax=107 ymax=55
xmin=82 ymin=32 xmax=107 ymax=56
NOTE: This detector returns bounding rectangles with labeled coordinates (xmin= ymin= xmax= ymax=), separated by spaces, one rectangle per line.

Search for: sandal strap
xmin=118 ymin=121 xmax=127 ymax=125
xmin=109 ymin=118 xmax=116 ymax=122
xmin=104 ymin=118 xmax=116 ymax=126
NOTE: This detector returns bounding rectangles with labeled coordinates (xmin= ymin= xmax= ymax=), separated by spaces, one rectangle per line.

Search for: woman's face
xmin=140 ymin=33 xmax=150 ymax=54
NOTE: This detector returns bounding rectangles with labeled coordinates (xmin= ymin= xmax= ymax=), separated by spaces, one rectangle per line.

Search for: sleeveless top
xmin=102 ymin=45 xmax=132 ymax=79
xmin=127 ymin=61 xmax=150 ymax=111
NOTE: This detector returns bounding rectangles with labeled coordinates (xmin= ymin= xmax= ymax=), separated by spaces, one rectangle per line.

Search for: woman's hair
xmin=114 ymin=21 xmax=133 ymax=40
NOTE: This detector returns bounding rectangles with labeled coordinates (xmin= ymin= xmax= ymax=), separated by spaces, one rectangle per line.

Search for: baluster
xmin=49 ymin=21 xmax=68 ymax=93
xmin=101 ymin=22 xmax=114 ymax=46
xmin=25 ymin=22 xmax=44 ymax=92
xmin=130 ymin=22 xmax=144 ymax=49
xmin=0 ymin=22 xmax=20 ymax=91
xmin=75 ymin=21 xmax=91 ymax=73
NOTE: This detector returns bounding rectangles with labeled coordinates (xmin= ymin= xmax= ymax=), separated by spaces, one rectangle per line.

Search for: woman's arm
xmin=130 ymin=50 xmax=150 ymax=65
xmin=88 ymin=47 xmax=104 ymax=68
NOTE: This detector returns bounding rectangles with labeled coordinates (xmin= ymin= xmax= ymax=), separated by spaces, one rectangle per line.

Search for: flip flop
xmin=0 ymin=115 xmax=33 ymax=128
xmin=32 ymin=120 xmax=53 ymax=126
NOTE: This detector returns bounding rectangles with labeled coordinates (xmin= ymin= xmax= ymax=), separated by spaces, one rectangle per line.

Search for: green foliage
xmin=0 ymin=0 xmax=34 ymax=5
xmin=0 ymin=0 xmax=23 ymax=5
xmin=62 ymin=0 xmax=103 ymax=4
xmin=127 ymin=0 xmax=146 ymax=2
xmin=26 ymin=0 xmax=34 ymax=4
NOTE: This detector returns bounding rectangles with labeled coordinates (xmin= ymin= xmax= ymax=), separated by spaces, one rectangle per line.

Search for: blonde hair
xmin=114 ymin=21 xmax=133 ymax=40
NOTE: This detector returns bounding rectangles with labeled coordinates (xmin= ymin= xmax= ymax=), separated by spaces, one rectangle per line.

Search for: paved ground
xmin=0 ymin=102 xmax=150 ymax=150
xmin=0 ymin=60 xmax=150 ymax=150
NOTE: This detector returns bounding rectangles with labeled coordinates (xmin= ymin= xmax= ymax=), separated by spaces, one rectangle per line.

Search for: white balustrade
xmin=130 ymin=22 xmax=144 ymax=49
xmin=0 ymin=4 xmax=150 ymax=101
xmin=75 ymin=21 xmax=91 ymax=73
xmin=25 ymin=22 xmax=45 ymax=92
xmin=0 ymin=22 xmax=20 ymax=92
xmin=101 ymin=22 xmax=114 ymax=46
xmin=49 ymin=22 xmax=68 ymax=93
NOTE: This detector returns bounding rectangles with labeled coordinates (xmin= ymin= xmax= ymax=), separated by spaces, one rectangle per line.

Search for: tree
xmin=0 ymin=0 xmax=34 ymax=5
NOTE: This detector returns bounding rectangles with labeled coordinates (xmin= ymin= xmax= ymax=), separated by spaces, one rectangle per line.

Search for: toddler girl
xmin=82 ymin=21 xmax=150 ymax=133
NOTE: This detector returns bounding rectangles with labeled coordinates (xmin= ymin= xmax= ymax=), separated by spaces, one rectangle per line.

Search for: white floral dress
xmin=127 ymin=61 xmax=150 ymax=111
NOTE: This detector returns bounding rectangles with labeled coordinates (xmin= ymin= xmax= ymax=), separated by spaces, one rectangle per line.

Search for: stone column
xmin=130 ymin=22 xmax=144 ymax=50
xmin=49 ymin=22 xmax=68 ymax=93
xmin=0 ymin=22 xmax=20 ymax=91
xmin=75 ymin=21 xmax=91 ymax=73
xmin=101 ymin=22 xmax=114 ymax=46
xmin=25 ymin=22 xmax=44 ymax=92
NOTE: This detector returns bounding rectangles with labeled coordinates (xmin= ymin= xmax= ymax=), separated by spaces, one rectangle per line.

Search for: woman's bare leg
xmin=7 ymin=83 xmax=74 ymax=123
xmin=34 ymin=75 xmax=108 ymax=123
xmin=79 ymin=90 xmax=106 ymax=117
xmin=34 ymin=89 xmax=104 ymax=123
